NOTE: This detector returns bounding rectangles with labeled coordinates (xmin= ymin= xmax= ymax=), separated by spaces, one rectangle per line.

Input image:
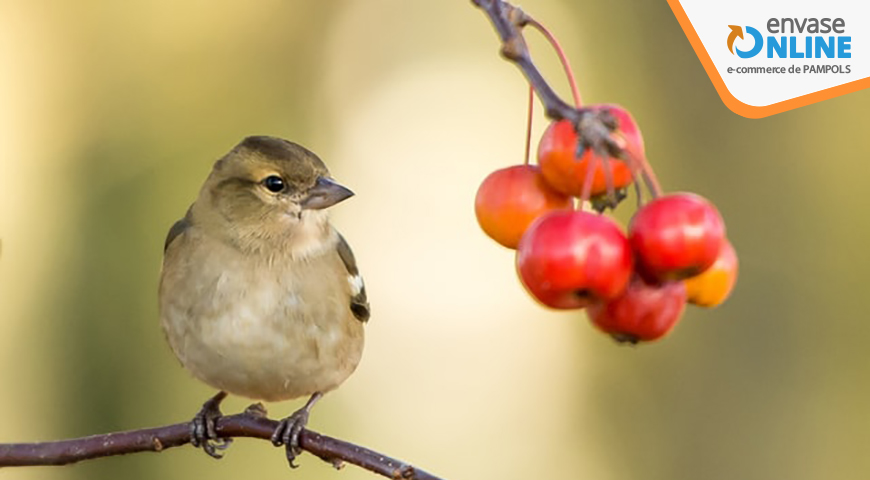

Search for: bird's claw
xmin=271 ymin=408 xmax=310 ymax=468
xmin=190 ymin=392 xmax=232 ymax=459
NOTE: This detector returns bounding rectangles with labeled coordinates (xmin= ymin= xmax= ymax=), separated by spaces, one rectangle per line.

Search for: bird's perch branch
xmin=0 ymin=412 xmax=442 ymax=480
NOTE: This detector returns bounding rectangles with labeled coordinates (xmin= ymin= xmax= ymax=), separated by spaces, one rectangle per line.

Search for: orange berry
xmin=684 ymin=239 xmax=738 ymax=307
xmin=475 ymin=165 xmax=573 ymax=249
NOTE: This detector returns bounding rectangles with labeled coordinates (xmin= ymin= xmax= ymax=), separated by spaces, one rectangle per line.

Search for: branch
xmin=471 ymin=0 xmax=581 ymax=124
xmin=0 ymin=412 xmax=443 ymax=480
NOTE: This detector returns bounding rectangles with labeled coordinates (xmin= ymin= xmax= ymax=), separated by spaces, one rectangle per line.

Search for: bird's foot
xmin=271 ymin=408 xmax=309 ymax=468
xmin=271 ymin=392 xmax=323 ymax=468
xmin=190 ymin=391 xmax=233 ymax=459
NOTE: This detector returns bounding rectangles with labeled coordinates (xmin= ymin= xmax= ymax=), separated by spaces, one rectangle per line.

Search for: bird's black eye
xmin=262 ymin=175 xmax=285 ymax=193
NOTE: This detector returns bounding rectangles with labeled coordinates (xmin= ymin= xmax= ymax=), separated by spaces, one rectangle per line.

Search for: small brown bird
xmin=159 ymin=136 xmax=369 ymax=465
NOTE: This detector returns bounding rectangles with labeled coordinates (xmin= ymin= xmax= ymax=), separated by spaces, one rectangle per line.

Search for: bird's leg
xmin=190 ymin=391 xmax=233 ymax=459
xmin=271 ymin=392 xmax=323 ymax=468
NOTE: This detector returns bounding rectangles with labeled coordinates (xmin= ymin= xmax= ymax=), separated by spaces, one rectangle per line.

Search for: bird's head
xmin=194 ymin=136 xmax=353 ymax=253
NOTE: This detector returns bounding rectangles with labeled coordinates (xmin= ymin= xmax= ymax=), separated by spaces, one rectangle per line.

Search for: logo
xmin=666 ymin=0 xmax=869 ymax=118
xmin=727 ymin=26 xmax=763 ymax=58
xmin=726 ymin=19 xmax=851 ymax=59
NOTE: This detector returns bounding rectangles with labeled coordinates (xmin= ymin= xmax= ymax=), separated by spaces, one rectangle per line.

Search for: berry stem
xmin=630 ymin=150 xmax=664 ymax=198
xmin=602 ymin=156 xmax=616 ymax=207
xmin=523 ymin=84 xmax=534 ymax=165
xmin=579 ymin=153 xmax=600 ymax=204
xmin=631 ymin=163 xmax=645 ymax=209
xmin=526 ymin=19 xmax=582 ymax=108
xmin=611 ymin=129 xmax=663 ymax=201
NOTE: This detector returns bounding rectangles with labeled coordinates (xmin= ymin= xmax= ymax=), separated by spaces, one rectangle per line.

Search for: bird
xmin=158 ymin=135 xmax=369 ymax=466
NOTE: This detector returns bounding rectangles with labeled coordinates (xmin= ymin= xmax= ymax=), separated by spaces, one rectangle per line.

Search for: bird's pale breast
xmin=160 ymin=229 xmax=364 ymax=402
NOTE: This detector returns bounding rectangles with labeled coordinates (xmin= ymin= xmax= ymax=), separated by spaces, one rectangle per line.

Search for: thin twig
xmin=0 ymin=412 xmax=443 ymax=480
xmin=472 ymin=0 xmax=621 ymax=159
xmin=472 ymin=0 xmax=580 ymax=123
xmin=526 ymin=18 xmax=582 ymax=107
xmin=523 ymin=84 xmax=534 ymax=165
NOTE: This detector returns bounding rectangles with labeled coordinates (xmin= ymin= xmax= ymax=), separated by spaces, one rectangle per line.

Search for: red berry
xmin=536 ymin=104 xmax=643 ymax=198
xmin=684 ymin=239 xmax=738 ymax=307
xmin=629 ymin=193 xmax=726 ymax=282
xmin=475 ymin=165 xmax=573 ymax=249
xmin=516 ymin=211 xmax=633 ymax=309
xmin=588 ymin=277 xmax=687 ymax=343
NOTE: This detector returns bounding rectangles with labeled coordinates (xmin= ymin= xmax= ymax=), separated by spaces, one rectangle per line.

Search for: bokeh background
xmin=2 ymin=1 xmax=869 ymax=480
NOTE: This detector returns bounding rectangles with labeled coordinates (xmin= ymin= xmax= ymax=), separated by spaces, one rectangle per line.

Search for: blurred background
xmin=2 ymin=1 xmax=869 ymax=479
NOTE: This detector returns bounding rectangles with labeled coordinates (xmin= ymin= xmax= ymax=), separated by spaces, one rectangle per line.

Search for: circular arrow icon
xmin=727 ymin=25 xmax=763 ymax=58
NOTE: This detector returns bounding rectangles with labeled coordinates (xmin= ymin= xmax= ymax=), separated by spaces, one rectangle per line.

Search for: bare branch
xmin=0 ymin=413 xmax=443 ymax=480
xmin=471 ymin=0 xmax=580 ymax=123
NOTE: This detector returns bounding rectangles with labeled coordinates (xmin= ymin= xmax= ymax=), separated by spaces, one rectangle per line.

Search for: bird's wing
xmin=164 ymin=207 xmax=193 ymax=252
xmin=336 ymin=233 xmax=370 ymax=323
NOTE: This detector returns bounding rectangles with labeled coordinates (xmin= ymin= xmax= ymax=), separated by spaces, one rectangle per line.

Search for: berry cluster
xmin=473 ymin=25 xmax=737 ymax=344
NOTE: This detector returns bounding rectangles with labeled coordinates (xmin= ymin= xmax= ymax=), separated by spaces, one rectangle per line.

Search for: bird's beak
xmin=301 ymin=177 xmax=355 ymax=210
